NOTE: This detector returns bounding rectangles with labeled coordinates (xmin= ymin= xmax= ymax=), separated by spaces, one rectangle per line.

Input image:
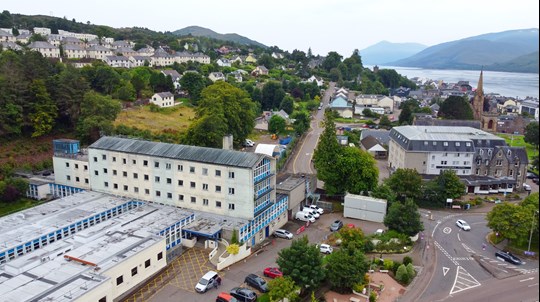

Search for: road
xmin=285 ymin=82 xmax=335 ymax=175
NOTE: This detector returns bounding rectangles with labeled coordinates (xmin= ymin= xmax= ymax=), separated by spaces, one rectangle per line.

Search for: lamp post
xmin=527 ymin=210 xmax=539 ymax=253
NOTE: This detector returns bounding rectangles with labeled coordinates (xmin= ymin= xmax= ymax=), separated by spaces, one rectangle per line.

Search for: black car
xmin=527 ymin=172 xmax=538 ymax=179
xmin=244 ymin=273 xmax=269 ymax=293
xmin=230 ymin=287 xmax=257 ymax=302
xmin=495 ymin=251 xmax=523 ymax=265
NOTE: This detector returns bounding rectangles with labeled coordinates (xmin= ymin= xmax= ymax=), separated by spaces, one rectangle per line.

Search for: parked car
xmin=230 ymin=287 xmax=257 ymax=302
xmin=243 ymin=139 xmax=255 ymax=147
xmin=330 ymin=220 xmax=344 ymax=232
xmin=374 ymin=229 xmax=385 ymax=235
xmin=295 ymin=211 xmax=316 ymax=223
xmin=302 ymin=207 xmax=320 ymax=219
xmin=527 ymin=172 xmax=538 ymax=179
xmin=216 ymin=292 xmax=239 ymax=302
xmin=319 ymin=243 xmax=333 ymax=254
xmin=273 ymin=229 xmax=293 ymax=239
xmin=308 ymin=204 xmax=324 ymax=215
xmin=263 ymin=267 xmax=283 ymax=278
xmin=244 ymin=273 xmax=269 ymax=292
xmin=456 ymin=219 xmax=471 ymax=231
xmin=495 ymin=251 xmax=523 ymax=265
xmin=533 ymin=177 xmax=539 ymax=185
xmin=196 ymin=271 xmax=219 ymax=293
xmin=523 ymin=183 xmax=532 ymax=191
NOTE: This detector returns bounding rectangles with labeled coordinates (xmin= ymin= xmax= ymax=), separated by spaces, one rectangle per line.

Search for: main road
xmin=284 ymin=82 xmax=335 ymax=175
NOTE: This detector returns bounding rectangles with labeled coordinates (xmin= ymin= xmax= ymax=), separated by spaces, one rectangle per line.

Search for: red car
xmin=263 ymin=267 xmax=283 ymax=278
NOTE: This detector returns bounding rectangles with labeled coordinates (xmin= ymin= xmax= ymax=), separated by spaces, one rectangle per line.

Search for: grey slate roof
xmin=155 ymin=92 xmax=173 ymax=98
xmin=360 ymin=130 xmax=390 ymax=145
xmin=361 ymin=136 xmax=382 ymax=150
xmin=28 ymin=41 xmax=57 ymax=49
xmin=90 ymin=136 xmax=267 ymax=168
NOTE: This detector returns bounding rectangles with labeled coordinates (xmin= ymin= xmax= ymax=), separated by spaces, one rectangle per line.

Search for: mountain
xmin=487 ymin=51 xmax=539 ymax=73
xmin=172 ymin=26 xmax=267 ymax=48
xmin=388 ymin=28 xmax=539 ymax=73
xmin=359 ymin=41 xmax=427 ymax=65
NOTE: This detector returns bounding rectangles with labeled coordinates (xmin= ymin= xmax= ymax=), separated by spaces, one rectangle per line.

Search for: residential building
xmin=28 ymin=41 xmax=60 ymax=58
xmin=87 ymin=45 xmax=113 ymax=60
xmin=175 ymin=51 xmax=211 ymax=64
xmin=129 ymin=55 xmax=151 ymax=67
xmin=137 ymin=47 xmax=155 ymax=56
xmin=360 ymin=136 xmax=387 ymax=159
xmin=0 ymin=29 xmax=15 ymax=42
xmin=15 ymin=32 xmax=31 ymax=44
xmin=105 ymin=55 xmax=130 ymax=68
xmin=245 ymin=53 xmax=257 ymax=64
xmin=150 ymin=92 xmax=175 ymax=107
xmin=305 ymin=75 xmax=324 ymax=87
xmin=251 ymin=65 xmax=268 ymax=76
xmin=117 ymin=47 xmax=137 ymax=57
xmin=0 ymin=41 xmax=22 ymax=51
xmin=216 ymin=58 xmax=232 ymax=67
xmin=62 ymin=36 xmax=85 ymax=47
xmin=329 ymin=96 xmax=353 ymax=118
xmin=47 ymin=34 xmax=63 ymax=46
xmin=33 ymin=27 xmax=51 ymax=35
xmin=519 ymin=99 xmax=539 ymax=121
xmin=209 ymin=72 xmax=225 ymax=82
xmin=161 ymin=69 xmax=182 ymax=91
xmin=63 ymin=43 xmax=87 ymax=59
xmin=151 ymin=49 xmax=175 ymax=67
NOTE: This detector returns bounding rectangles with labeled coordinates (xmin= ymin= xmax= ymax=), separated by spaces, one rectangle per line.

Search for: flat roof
xmin=392 ymin=125 xmax=504 ymax=142
xmin=277 ymin=175 xmax=306 ymax=191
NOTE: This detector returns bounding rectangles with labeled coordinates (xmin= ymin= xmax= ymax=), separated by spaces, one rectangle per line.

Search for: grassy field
xmin=497 ymin=133 xmax=538 ymax=160
xmin=114 ymin=105 xmax=196 ymax=134
xmin=0 ymin=198 xmax=39 ymax=217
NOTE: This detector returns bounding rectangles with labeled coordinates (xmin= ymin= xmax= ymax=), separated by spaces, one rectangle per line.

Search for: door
xmin=265 ymin=226 xmax=269 ymax=238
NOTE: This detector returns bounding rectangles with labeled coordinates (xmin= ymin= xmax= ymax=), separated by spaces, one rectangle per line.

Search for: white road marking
xmin=520 ymin=277 xmax=535 ymax=282
xmin=528 ymin=283 xmax=538 ymax=287
xmin=443 ymin=267 xmax=450 ymax=276
xmin=457 ymin=233 xmax=461 ymax=241
xmin=462 ymin=243 xmax=475 ymax=253
xmin=449 ymin=266 xmax=481 ymax=295
xmin=443 ymin=227 xmax=452 ymax=234
xmin=435 ymin=241 xmax=459 ymax=265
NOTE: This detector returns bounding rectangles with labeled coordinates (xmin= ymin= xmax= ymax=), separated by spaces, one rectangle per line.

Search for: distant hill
xmin=359 ymin=41 xmax=427 ymax=65
xmin=389 ymin=28 xmax=539 ymax=73
xmin=172 ymin=26 xmax=267 ymax=48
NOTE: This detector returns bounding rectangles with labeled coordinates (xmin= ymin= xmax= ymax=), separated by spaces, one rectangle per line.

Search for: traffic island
xmin=472 ymin=254 xmax=521 ymax=279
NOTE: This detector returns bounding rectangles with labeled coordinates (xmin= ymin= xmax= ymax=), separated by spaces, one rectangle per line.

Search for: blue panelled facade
xmin=239 ymin=195 xmax=288 ymax=244
xmin=49 ymin=183 xmax=85 ymax=198
xmin=158 ymin=213 xmax=195 ymax=250
xmin=0 ymin=201 xmax=143 ymax=265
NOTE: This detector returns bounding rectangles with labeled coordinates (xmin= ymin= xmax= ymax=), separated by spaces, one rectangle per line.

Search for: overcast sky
xmin=3 ymin=0 xmax=539 ymax=57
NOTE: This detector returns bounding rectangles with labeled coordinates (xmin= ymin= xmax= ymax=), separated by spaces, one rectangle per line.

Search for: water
xmin=377 ymin=66 xmax=539 ymax=99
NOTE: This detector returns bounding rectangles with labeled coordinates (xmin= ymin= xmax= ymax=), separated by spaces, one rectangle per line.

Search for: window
xmin=132 ymin=159 xmax=136 ymax=165
xmin=144 ymin=174 xmax=149 ymax=181
xmin=452 ymin=161 xmax=459 ymax=165
xmin=203 ymin=183 xmax=208 ymax=191
xmin=145 ymin=259 xmax=151 ymax=268
xmin=104 ymin=182 xmax=109 ymax=187
xmin=93 ymin=157 xmax=98 ymax=162
xmin=124 ymin=185 xmax=128 ymax=191
xmin=496 ymin=160 xmax=502 ymax=166
xmin=155 ymin=176 xmax=160 ymax=183
xmin=133 ymin=173 xmax=138 ymax=179
xmin=154 ymin=161 xmax=160 ymax=168
xmin=215 ymin=185 xmax=221 ymax=193
xmin=113 ymin=170 xmax=117 ymax=176
xmin=102 ymin=154 xmax=106 ymax=160
xmin=76 ymin=176 xmax=80 ymax=182
xmin=229 ymin=188 xmax=235 ymax=195
xmin=66 ymin=162 xmax=70 ymax=168
xmin=509 ymin=170 xmax=514 ymax=176
xmin=191 ymin=196 xmax=196 ymax=203
xmin=123 ymin=158 xmax=127 ymax=164
xmin=94 ymin=170 xmax=99 ymax=176
xmin=189 ymin=166 xmax=195 ymax=173
xmin=99 ymin=297 xmax=106 ymax=302
xmin=166 ymin=163 xmax=171 ymax=170
xmin=116 ymin=275 xmax=124 ymax=286
xmin=156 ymin=190 xmax=161 ymax=197
xmin=167 ymin=178 xmax=172 ymax=184
xmin=476 ymin=169 xmax=480 ymax=175
xmin=203 ymin=199 xmax=209 ymax=206
xmin=424 ymin=141 xmax=428 ymax=146
xmin=202 ymin=168 xmax=208 ymax=175
xmin=157 ymin=252 xmax=163 ymax=261
xmin=229 ymin=171 xmax=235 ymax=179
xmin=103 ymin=168 xmax=108 ymax=174
xmin=134 ymin=187 xmax=139 ymax=193
xmin=143 ymin=160 xmax=148 ymax=167
xmin=123 ymin=171 xmax=127 ymax=177
xmin=216 ymin=201 xmax=222 ymax=208
xmin=441 ymin=161 xmax=447 ymax=165
xmin=131 ymin=267 xmax=138 ymax=276
xmin=432 ymin=155 xmax=435 ymax=160
xmin=455 ymin=142 xmax=460 ymax=147
xmin=190 ymin=182 xmax=196 ymax=188
xmin=178 ymin=194 xmax=184 ymax=201
xmin=443 ymin=142 xmax=448 ymax=146
xmin=432 ymin=142 xmax=437 ymax=146
xmin=228 ymin=203 xmax=235 ymax=210
xmin=215 ymin=170 xmax=221 ymax=177
xmin=145 ymin=189 xmax=150 ymax=195
xmin=114 ymin=183 xmax=118 ymax=189
xmin=178 ymin=180 xmax=184 ymax=186
xmin=177 ymin=164 xmax=183 ymax=171
xmin=456 ymin=153 xmax=460 ymax=157
xmin=84 ymin=165 xmax=88 ymax=171
xmin=67 ymin=175 xmax=71 ymax=181
xmin=466 ymin=142 xmax=471 ymax=147
xmin=85 ymin=178 xmax=89 ymax=184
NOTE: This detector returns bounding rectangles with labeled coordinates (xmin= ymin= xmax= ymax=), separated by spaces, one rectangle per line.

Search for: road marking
xmin=462 ymin=243 xmax=475 ymax=253
xmin=457 ymin=233 xmax=461 ymax=241
xmin=443 ymin=227 xmax=452 ymax=234
xmin=443 ymin=267 xmax=450 ymax=276
xmin=449 ymin=266 xmax=481 ymax=295
xmin=451 ymin=257 xmax=475 ymax=261
xmin=520 ymin=277 xmax=535 ymax=282
xmin=528 ymin=283 xmax=538 ymax=287
xmin=434 ymin=241 xmax=459 ymax=265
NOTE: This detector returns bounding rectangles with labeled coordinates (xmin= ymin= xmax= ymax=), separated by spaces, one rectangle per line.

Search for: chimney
xmin=223 ymin=134 xmax=233 ymax=150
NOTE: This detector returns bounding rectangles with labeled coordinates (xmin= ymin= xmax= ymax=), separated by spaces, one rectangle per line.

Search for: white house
xmin=209 ymin=72 xmax=225 ymax=82
xmin=87 ymin=45 xmax=113 ymax=60
xmin=151 ymin=92 xmax=175 ymax=107
xmin=63 ymin=44 xmax=87 ymax=59
xmin=0 ymin=29 xmax=15 ymax=42
xmin=129 ymin=55 xmax=151 ymax=67
xmin=216 ymin=58 xmax=232 ymax=67
xmin=28 ymin=41 xmax=60 ymax=58
xmin=161 ymin=70 xmax=182 ymax=92
xmin=306 ymin=75 xmax=324 ymax=87
xmin=33 ymin=27 xmax=51 ymax=35
xmin=104 ymin=56 xmax=130 ymax=68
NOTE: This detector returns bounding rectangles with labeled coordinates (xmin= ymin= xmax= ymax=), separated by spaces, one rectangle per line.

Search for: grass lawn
xmin=0 ymin=198 xmax=40 ymax=217
xmin=114 ymin=105 xmax=196 ymax=134
xmin=334 ymin=117 xmax=369 ymax=124
xmin=497 ymin=133 xmax=538 ymax=161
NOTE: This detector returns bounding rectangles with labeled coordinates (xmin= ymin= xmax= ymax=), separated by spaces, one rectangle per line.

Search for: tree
xmin=76 ymin=91 xmax=122 ymax=143
xmin=29 ymin=79 xmax=57 ymax=137
xmin=336 ymin=147 xmax=379 ymax=195
xmin=325 ymin=244 xmax=369 ymax=293
xmin=337 ymin=226 xmax=365 ymax=250
xmin=395 ymin=264 xmax=410 ymax=284
xmin=261 ymin=81 xmax=286 ymax=110
xmin=371 ymin=183 xmax=397 ymax=206
xmin=322 ymin=51 xmax=343 ymax=72
xmin=276 ymin=236 xmax=325 ymax=292
xmin=313 ymin=110 xmax=342 ymax=195
xmin=179 ymin=71 xmax=206 ymax=103
xmin=268 ymin=276 xmax=300 ymax=302
xmin=486 ymin=202 xmax=532 ymax=246
xmin=384 ymin=199 xmax=424 ymax=236
xmin=291 ymin=110 xmax=310 ymax=135
xmin=377 ymin=69 xmax=401 ymax=88
xmin=524 ymin=121 xmax=539 ymax=149
xmin=379 ymin=115 xmax=392 ymax=128
xmin=50 ymin=65 xmax=90 ymax=127
xmin=269 ymin=114 xmax=286 ymax=135
xmin=438 ymin=96 xmax=474 ymax=120
xmin=280 ymin=95 xmax=294 ymax=115
xmin=421 ymin=170 xmax=466 ymax=207
xmin=384 ymin=168 xmax=423 ymax=202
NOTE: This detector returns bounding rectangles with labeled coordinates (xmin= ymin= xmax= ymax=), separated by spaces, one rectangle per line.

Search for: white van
xmin=295 ymin=211 xmax=316 ymax=223
xmin=195 ymin=270 xmax=219 ymax=293
xmin=302 ymin=207 xmax=320 ymax=219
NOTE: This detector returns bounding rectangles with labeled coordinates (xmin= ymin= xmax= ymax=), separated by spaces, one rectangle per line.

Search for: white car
xmin=308 ymin=204 xmax=324 ymax=215
xmin=523 ymin=183 xmax=531 ymax=191
xmin=456 ymin=219 xmax=471 ymax=231
xmin=273 ymin=229 xmax=293 ymax=239
xmin=244 ymin=139 xmax=255 ymax=147
xmin=319 ymin=243 xmax=333 ymax=254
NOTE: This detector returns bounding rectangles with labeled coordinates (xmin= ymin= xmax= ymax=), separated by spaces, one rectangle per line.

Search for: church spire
xmin=472 ymin=68 xmax=484 ymax=120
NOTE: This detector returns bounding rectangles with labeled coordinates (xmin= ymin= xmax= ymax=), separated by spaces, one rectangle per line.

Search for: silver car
xmin=273 ymin=229 xmax=293 ymax=239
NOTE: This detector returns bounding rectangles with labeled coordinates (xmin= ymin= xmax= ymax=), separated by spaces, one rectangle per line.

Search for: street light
xmin=527 ymin=210 xmax=539 ymax=253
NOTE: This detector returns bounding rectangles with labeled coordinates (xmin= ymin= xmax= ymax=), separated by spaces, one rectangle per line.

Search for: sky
xmin=3 ymin=0 xmax=539 ymax=57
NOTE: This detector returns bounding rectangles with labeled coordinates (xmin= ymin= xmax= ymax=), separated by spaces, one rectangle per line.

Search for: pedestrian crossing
xmin=451 ymin=257 xmax=475 ymax=261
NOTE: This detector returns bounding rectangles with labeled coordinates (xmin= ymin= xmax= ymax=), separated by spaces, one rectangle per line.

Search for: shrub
xmin=226 ymin=243 xmax=240 ymax=255
xmin=402 ymin=256 xmax=413 ymax=266
xmin=383 ymin=259 xmax=394 ymax=271
xmin=392 ymin=261 xmax=401 ymax=275
xmin=369 ymin=291 xmax=377 ymax=302
xmin=231 ymin=229 xmax=238 ymax=244
xmin=353 ymin=283 xmax=365 ymax=293
xmin=406 ymin=263 xmax=415 ymax=278
xmin=395 ymin=264 xmax=410 ymax=284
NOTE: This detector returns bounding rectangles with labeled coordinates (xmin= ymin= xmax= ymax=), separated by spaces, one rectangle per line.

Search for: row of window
xmin=115 ymin=252 xmax=163 ymax=288
xmin=102 ymin=181 xmax=235 ymax=195
xmin=66 ymin=175 xmax=89 ymax=184
xmin=65 ymin=162 xmax=88 ymax=170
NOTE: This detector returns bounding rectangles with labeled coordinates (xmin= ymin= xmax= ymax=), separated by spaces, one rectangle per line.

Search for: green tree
xmin=486 ymin=202 xmax=532 ymax=246
xmin=377 ymin=69 xmax=401 ymax=88
xmin=29 ymin=79 xmax=57 ymax=137
xmin=524 ymin=121 xmax=539 ymax=149
xmin=421 ymin=170 xmax=466 ymax=207
xmin=398 ymin=104 xmax=413 ymax=125
xmin=322 ymin=51 xmax=343 ymax=72
xmin=182 ymin=114 xmax=228 ymax=147
xmin=438 ymin=96 xmax=474 ymax=120
xmin=379 ymin=115 xmax=392 ymax=128
xmin=276 ymin=236 xmax=325 ymax=292
xmin=384 ymin=168 xmax=423 ymax=201
xmin=384 ymin=199 xmax=424 ymax=236
xmin=395 ymin=264 xmax=410 ymax=284
xmin=269 ymin=114 xmax=287 ymax=135
xmin=114 ymin=81 xmax=136 ymax=101
xmin=280 ymin=95 xmax=294 ymax=115
xmin=325 ymin=244 xmax=369 ymax=293
xmin=338 ymin=226 xmax=365 ymax=250
xmin=76 ymin=91 xmax=122 ymax=143
xmin=371 ymin=183 xmax=397 ymax=206
xmin=179 ymin=71 xmax=206 ymax=103
xmin=291 ymin=110 xmax=310 ymax=135
xmin=406 ymin=263 xmax=415 ymax=278
xmin=268 ymin=276 xmax=300 ymax=302
xmin=337 ymin=147 xmax=379 ymax=195
xmin=261 ymin=81 xmax=286 ymax=110
xmin=50 ymin=65 xmax=90 ymax=127
xmin=313 ymin=110 xmax=342 ymax=195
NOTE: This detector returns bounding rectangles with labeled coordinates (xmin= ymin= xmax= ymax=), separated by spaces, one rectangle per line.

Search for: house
xmin=245 ymin=53 xmax=257 ymax=63
xmin=151 ymin=49 xmax=175 ymax=66
xmin=306 ymin=75 xmax=324 ymax=87
xmin=518 ymin=99 xmax=539 ymax=121
xmin=129 ymin=55 xmax=151 ymax=67
xmin=175 ymin=51 xmax=211 ymax=64
xmin=63 ymin=44 xmax=87 ymax=59
xmin=329 ymin=96 xmax=353 ymax=118
xmin=104 ymin=56 xmax=130 ymax=68
xmin=251 ymin=65 xmax=268 ymax=76
xmin=111 ymin=40 xmax=133 ymax=49
xmin=61 ymin=36 xmax=85 ymax=47
xmin=217 ymin=46 xmax=231 ymax=54
xmin=87 ymin=45 xmax=113 ymax=60
xmin=360 ymin=136 xmax=387 ymax=159
xmin=137 ymin=47 xmax=154 ymax=56
xmin=150 ymin=92 xmax=175 ymax=108
xmin=117 ymin=47 xmax=137 ymax=57
xmin=28 ymin=41 xmax=60 ymax=58
xmin=0 ymin=30 xmax=15 ymax=42
xmin=355 ymin=95 xmax=394 ymax=113
xmin=209 ymin=72 xmax=225 ymax=82
xmin=47 ymin=34 xmax=63 ymax=46
xmin=161 ymin=70 xmax=182 ymax=91
xmin=230 ymin=55 xmax=243 ymax=64
xmin=271 ymin=109 xmax=291 ymax=124
xmin=0 ymin=41 xmax=22 ymax=51
xmin=216 ymin=58 xmax=232 ymax=67
xmin=308 ymin=57 xmax=324 ymax=69
xmin=272 ymin=52 xmax=284 ymax=59
xmin=360 ymin=129 xmax=390 ymax=146
xmin=33 ymin=27 xmax=51 ymax=35
xmin=15 ymin=32 xmax=31 ymax=44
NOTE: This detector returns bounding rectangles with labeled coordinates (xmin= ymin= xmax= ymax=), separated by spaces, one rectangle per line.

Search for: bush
xmin=369 ymin=291 xmax=377 ymax=302
xmin=402 ymin=256 xmax=413 ymax=266
xmin=353 ymin=283 xmax=365 ymax=293
xmin=406 ymin=263 xmax=415 ymax=278
xmin=395 ymin=264 xmax=410 ymax=284
xmin=383 ymin=259 xmax=394 ymax=271
xmin=226 ymin=244 xmax=240 ymax=255
xmin=392 ymin=261 xmax=401 ymax=275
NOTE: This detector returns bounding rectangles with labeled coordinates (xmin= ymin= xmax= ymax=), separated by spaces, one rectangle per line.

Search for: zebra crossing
xmin=452 ymin=257 xmax=475 ymax=261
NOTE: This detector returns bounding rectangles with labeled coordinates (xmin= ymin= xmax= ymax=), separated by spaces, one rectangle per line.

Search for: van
xmin=302 ymin=207 xmax=320 ymax=219
xmin=295 ymin=211 xmax=316 ymax=223
xmin=196 ymin=270 xmax=219 ymax=293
